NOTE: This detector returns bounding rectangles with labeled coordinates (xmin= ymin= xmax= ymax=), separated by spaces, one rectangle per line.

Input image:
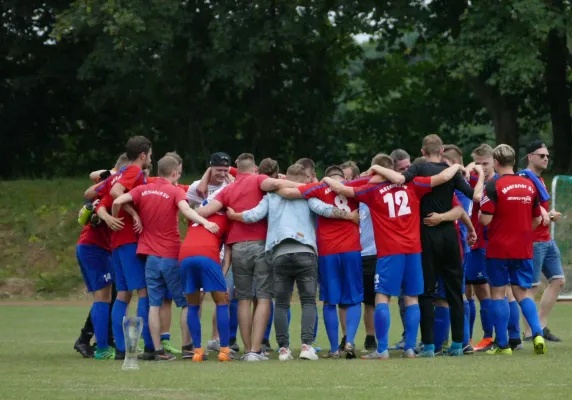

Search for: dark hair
xmin=259 ymin=158 xmax=279 ymax=177
xmin=340 ymin=161 xmax=360 ymax=179
xmin=390 ymin=149 xmax=410 ymax=162
xmin=295 ymin=158 xmax=315 ymax=173
xmin=125 ymin=136 xmax=152 ymax=161
xmin=324 ymin=165 xmax=344 ymax=178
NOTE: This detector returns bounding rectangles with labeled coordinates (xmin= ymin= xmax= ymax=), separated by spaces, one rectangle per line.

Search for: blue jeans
xmin=532 ymin=240 xmax=564 ymax=287
xmin=145 ymin=256 xmax=186 ymax=307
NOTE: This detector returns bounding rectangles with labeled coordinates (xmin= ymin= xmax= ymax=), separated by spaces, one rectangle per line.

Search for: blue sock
xmin=480 ymin=298 xmax=493 ymax=338
xmin=468 ymin=299 xmax=476 ymax=339
xmin=345 ymin=303 xmax=362 ymax=345
xmin=313 ymin=308 xmax=318 ymax=342
xmin=137 ymin=297 xmax=153 ymax=350
xmin=508 ymin=301 xmax=521 ymax=340
xmin=216 ymin=304 xmax=230 ymax=347
xmin=264 ymin=301 xmax=274 ymax=341
xmin=92 ymin=302 xmax=110 ymax=350
xmin=463 ymin=300 xmax=470 ymax=346
xmin=160 ymin=332 xmax=171 ymax=341
xmin=229 ymin=299 xmax=238 ymax=339
xmin=491 ymin=298 xmax=509 ymax=348
xmin=187 ymin=305 xmax=201 ymax=349
xmin=404 ymin=304 xmax=420 ymax=351
xmin=520 ymin=298 xmax=542 ymax=337
xmin=433 ymin=306 xmax=449 ymax=351
xmin=375 ymin=303 xmax=390 ymax=353
xmin=111 ymin=299 xmax=128 ymax=352
xmin=323 ymin=304 xmax=339 ymax=353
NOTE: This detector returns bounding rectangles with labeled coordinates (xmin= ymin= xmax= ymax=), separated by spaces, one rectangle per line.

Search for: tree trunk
xmin=470 ymin=77 xmax=520 ymax=153
xmin=545 ymin=19 xmax=572 ymax=173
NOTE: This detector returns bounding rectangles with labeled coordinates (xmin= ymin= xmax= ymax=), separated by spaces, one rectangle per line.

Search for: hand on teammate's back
xmin=226 ymin=207 xmax=240 ymax=221
xmin=467 ymin=230 xmax=477 ymax=246
xmin=132 ymin=214 xmax=143 ymax=234
xmin=550 ymin=209 xmax=562 ymax=222
xmin=423 ymin=212 xmax=443 ymax=227
xmin=203 ymin=221 xmax=220 ymax=234
xmin=350 ymin=209 xmax=360 ymax=225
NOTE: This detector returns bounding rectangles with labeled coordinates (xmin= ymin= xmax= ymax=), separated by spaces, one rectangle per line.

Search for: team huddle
xmin=73 ymin=133 xmax=565 ymax=362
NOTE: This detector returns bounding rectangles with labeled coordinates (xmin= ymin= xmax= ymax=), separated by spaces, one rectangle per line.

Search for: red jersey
xmin=468 ymin=173 xmax=496 ymax=250
xmin=528 ymin=176 xmax=550 ymax=243
xmin=77 ymin=223 xmax=112 ymax=252
xmin=298 ymin=178 xmax=367 ymax=256
xmin=353 ymin=177 xmax=432 ymax=257
xmin=129 ymin=178 xmax=187 ymax=258
xmin=179 ymin=213 xmax=230 ymax=263
xmin=480 ymin=175 xmax=541 ymax=259
xmin=214 ymin=173 xmax=269 ymax=244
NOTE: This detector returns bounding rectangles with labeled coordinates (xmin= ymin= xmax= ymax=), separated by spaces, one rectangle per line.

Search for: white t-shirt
xmin=186 ymin=180 xmax=228 ymax=206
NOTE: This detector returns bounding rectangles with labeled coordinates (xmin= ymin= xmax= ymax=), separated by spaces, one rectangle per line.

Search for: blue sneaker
xmin=447 ymin=342 xmax=464 ymax=357
xmin=312 ymin=341 xmax=322 ymax=352
xmin=416 ymin=344 xmax=435 ymax=358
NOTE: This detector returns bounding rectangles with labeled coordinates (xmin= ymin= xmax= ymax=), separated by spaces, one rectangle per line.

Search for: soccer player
xmin=295 ymin=158 xmax=319 ymax=183
xmin=197 ymin=153 xmax=300 ymax=361
xmin=479 ymin=144 xmax=546 ymax=355
xmin=75 ymin=214 xmax=115 ymax=359
xmin=464 ymin=144 xmax=497 ymax=352
xmin=519 ymin=140 xmax=564 ymax=342
xmin=276 ymin=165 xmax=367 ymax=359
xmin=402 ymin=134 xmax=484 ymax=357
xmin=323 ymin=156 xmax=466 ymax=359
xmin=341 ymin=160 xmax=377 ymax=352
xmin=179 ymin=201 xmax=233 ymax=362
xmin=227 ymin=164 xmax=354 ymax=360
xmin=95 ymin=136 xmax=154 ymax=360
xmin=187 ymin=152 xmax=232 ymax=206
xmin=389 ymin=149 xmax=411 ymax=173
xmin=112 ymin=155 xmax=218 ymax=361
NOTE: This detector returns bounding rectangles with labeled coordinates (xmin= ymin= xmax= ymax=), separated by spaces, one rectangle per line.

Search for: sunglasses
xmin=533 ymin=153 xmax=550 ymax=160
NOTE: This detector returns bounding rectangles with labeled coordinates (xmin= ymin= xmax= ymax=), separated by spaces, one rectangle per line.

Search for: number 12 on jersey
xmin=382 ymin=190 xmax=411 ymax=218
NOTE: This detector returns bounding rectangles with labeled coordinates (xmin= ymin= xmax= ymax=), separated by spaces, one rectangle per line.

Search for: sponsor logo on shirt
xmin=507 ymin=196 xmax=532 ymax=204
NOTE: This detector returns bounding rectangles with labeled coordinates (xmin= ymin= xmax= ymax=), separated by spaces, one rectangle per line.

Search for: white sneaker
xmin=206 ymin=339 xmax=220 ymax=353
xmin=299 ymin=344 xmax=318 ymax=360
xmin=243 ymin=352 xmax=266 ymax=361
xmin=278 ymin=347 xmax=294 ymax=361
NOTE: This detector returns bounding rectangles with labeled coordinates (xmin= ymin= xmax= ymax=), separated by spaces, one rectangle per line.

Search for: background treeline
xmin=2 ymin=1 xmax=571 ymax=178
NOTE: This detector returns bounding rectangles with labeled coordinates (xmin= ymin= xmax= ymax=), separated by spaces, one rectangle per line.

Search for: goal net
xmin=552 ymin=175 xmax=572 ymax=299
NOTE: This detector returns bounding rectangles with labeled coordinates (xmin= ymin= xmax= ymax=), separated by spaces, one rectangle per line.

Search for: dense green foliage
xmin=2 ymin=1 xmax=571 ymax=177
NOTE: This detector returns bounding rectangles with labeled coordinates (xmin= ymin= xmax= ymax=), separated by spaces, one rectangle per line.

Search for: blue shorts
xmin=112 ymin=243 xmax=146 ymax=292
xmin=145 ymin=256 xmax=186 ymax=307
xmin=486 ymin=258 xmax=534 ymax=288
xmin=76 ymin=245 xmax=113 ymax=292
xmin=318 ymin=251 xmax=363 ymax=305
xmin=181 ymin=256 xmax=227 ymax=294
xmin=533 ymin=240 xmax=564 ymax=286
xmin=465 ymin=248 xmax=487 ymax=283
xmin=374 ymin=253 xmax=423 ymax=297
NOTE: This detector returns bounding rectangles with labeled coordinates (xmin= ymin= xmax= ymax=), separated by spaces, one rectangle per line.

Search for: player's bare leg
xmin=160 ymin=299 xmax=181 ymax=354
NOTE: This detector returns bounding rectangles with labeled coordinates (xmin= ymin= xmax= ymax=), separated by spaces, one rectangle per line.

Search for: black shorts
xmin=362 ymin=256 xmax=377 ymax=306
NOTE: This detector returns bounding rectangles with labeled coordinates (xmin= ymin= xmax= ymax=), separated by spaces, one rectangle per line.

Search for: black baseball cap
xmin=526 ymin=140 xmax=547 ymax=155
xmin=210 ymin=152 xmax=230 ymax=167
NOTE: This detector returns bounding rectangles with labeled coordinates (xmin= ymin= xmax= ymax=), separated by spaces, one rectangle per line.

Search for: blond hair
xmin=472 ymin=144 xmax=494 ymax=158
xmin=340 ymin=161 xmax=360 ymax=179
xmin=493 ymin=144 xmax=516 ymax=167
xmin=371 ymin=154 xmax=394 ymax=169
xmin=158 ymin=156 xmax=180 ymax=177
xmin=422 ymin=134 xmax=443 ymax=156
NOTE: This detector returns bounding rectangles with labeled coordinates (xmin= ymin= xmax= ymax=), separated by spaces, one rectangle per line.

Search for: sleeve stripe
xmin=355 ymin=183 xmax=388 ymax=196
xmin=413 ymin=180 xmax=431 ymax=187
xmin=302 ymin=183 xmax=327 ymax=197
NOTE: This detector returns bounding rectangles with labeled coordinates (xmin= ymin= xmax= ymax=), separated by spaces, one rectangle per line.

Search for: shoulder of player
xmin=300 ymin=182 xmax=326 ymax=195
xmin=354 ymin=182 xmax=393 ymax=196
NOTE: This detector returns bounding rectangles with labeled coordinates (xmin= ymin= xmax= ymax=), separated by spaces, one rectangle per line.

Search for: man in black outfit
xmin=402 ymin=134 xmax=484 ymax=357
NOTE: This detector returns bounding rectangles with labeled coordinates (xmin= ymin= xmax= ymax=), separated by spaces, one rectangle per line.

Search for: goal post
xmin=551 ymin=175 xmax=572 ymax=300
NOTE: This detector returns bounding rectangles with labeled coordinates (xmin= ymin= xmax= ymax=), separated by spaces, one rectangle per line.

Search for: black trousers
xmin=80 ymin=284 xmax=117 ymax=344
xmin=419 ymin=224 xmax=464 ymax=345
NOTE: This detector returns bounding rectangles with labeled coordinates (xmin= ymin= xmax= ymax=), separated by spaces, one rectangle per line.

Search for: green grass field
xmin=0 ymin=301 xmax=570 ymax=400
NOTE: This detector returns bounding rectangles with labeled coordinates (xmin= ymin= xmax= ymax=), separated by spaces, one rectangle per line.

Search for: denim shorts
xmin=231 ymin=241 xmax=273 ymax=300
xmin=532 ymin=240 xmax=564 ymax=286
xmin=145 ymin=256 xmax=187 ymax=307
